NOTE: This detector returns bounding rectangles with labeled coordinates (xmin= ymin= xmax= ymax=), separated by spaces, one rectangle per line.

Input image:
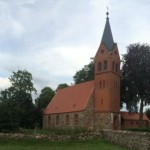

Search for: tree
xmin=36 ymin=87 xmax=55 ymax=109
xmin=145 ymin=108 xmax=150 ymax=120
xmin=0 ymin=87 xmax=20 ymax=131
xmin=35 ymin=87 xmax=55 ymax=127
xmin=0 ymin=70 xmax=36 ymax=130
xmin=121 ymin=43 xmax=150 ymax=126
xmin=73 ymin=61 xmax=94 ymax=84
xmin=56 ymin=83 xmax=69 ymax=91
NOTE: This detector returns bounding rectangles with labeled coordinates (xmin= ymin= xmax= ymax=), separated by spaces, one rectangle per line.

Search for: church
xmin=43 ymin=12 xmax=149 ymax=130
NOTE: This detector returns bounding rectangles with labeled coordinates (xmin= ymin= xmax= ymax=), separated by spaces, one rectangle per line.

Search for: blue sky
xmin=0 ymin=0 xmax=150 ymax=98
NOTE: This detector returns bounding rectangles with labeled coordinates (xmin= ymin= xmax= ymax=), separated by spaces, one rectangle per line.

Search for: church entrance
xmin=113 ymin=116 xmax=118 ymax=130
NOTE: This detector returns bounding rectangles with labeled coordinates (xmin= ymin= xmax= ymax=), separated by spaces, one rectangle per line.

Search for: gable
xmin=44 ymin=81 xmax=94 ymax=115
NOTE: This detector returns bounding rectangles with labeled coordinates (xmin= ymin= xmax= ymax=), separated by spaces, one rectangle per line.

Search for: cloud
xmin=0 ymin=77 xmax=11 ymax=90
xmin=0 ymin=0 xmax=150 ymax=95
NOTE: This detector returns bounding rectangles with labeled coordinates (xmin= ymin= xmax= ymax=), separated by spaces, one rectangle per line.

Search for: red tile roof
xmin=44 ymin=81 xmax=94 ymax=115
xmin=121 ymin=111 xmax=149 ymax=121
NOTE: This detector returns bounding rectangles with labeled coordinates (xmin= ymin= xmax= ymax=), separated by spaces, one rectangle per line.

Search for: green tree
xmin=35 ymin=87 xmax=55 ymax=127
xmin=145 ymin=108 xmax=150 ymax=120
xmin=0 ymin=70 xmax=36 ymax=130
xmin=73 ymin=61 xmax=94 ymax=84
xmin=121 ymin=43 xmax=150 ymax=126
xmin=56 ymin=83 xmax=69 ymax=91
xmin=0 ymin=87 xmax=20 ymax=131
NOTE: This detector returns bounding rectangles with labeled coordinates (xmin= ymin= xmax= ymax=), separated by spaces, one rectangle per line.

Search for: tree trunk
xmin=139 ymin=99 xmax=144 ymax=127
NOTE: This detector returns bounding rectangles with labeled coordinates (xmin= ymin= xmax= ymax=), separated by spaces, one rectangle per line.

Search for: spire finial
xmin=106 ymin=6 xmax=109 ymax=19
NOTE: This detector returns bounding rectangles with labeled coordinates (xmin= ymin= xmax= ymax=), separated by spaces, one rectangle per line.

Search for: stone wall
xmin=0 ymin=131 xmax=103 ymax=141
xmin=103 ymin=129 xmax=150 ymax=150
xmin=93 ymin=112 xmax=120 ymax=129
xmin=0 ymin=130 xmax=150 ymax=150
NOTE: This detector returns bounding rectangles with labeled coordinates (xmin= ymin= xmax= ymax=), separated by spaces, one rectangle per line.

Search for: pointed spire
xmin=101 ymin=9 xmax=114 ymax=51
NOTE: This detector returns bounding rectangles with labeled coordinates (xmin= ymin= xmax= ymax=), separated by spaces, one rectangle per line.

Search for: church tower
xmin=94 ymin=11 xmax=121 ymax=129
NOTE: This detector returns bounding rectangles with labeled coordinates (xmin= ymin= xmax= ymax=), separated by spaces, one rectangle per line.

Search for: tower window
xmin=116 ymin=63 xmax=118 ymax=72
xmin=98 ymin=62 xmax=102 ymax=71
xmin=99 ymin=81 xmax=102 ymax=88
xmin=101 ymin=49 xmax=104 ymax=54
xmin=112 ymin=61 xmax=115 ymax=71
xmin=101 ymin=98 xmax=103 ymax=104
xmin=103 ymin=80 xmax=105 ymax=88
xmin=104 ymin=60 xmax=108 ymax=70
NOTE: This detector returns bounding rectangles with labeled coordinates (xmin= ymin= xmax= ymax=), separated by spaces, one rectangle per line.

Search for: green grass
xmin=0 ymin=139 xmax=130 ymax=150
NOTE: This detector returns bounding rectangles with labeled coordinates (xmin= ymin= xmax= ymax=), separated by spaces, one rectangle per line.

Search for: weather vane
xmin=106 ymin=6 xmax=109 ymax=19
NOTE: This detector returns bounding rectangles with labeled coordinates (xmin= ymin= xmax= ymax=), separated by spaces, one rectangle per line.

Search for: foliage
xmin=0 ymin=70 xmax=36 ymax=131
xmin=35 ymin=87 xmax=55 ymax=128
xmin=20 ymin=128 xmax=90 ymax=136
xmin=126 ymin=128 xmax=150 ymax=132
xmin=121 ymin=43 xmax=150 ymax=126
xmin=35 ymin=87 xmax=55 ymax=109
xmin=73 ymin=61 xmax=94 ymax=84
xmin=145 ymin=108 xmax=150 ymax=120
xmin=56 ymin=83 xmax=69 ymax=91
xmin=9 ymin=70 xmax=36 ymax=94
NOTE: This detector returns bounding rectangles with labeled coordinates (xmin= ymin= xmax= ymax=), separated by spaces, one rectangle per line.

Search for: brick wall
xmin=121 ymin=120 xmax=149 ymax=129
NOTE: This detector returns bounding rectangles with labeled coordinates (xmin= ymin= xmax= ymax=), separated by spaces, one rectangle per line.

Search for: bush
xmin=0 ymin=123 xmax=19 ymax=133
xmin=126 ymin=128 xmax=150 ymax=132
xmin=19 ymin=128 xmax=91 ymax=135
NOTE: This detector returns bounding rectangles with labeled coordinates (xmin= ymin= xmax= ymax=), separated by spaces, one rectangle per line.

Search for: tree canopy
xmin=35 ymin=87 xmax=55 ymax=109
xmin=0 ymin=70 xmax=36 ymax=130
xmin=145 ymin=108 xmax=150 ymax=120
xmin=121 ymin=43 xmax=150 ymax=125
xmin=56 ymin=83 xmax=69 ymax=91
xmin=73 ymin=61 xmax=94 ymax=84
xmin=35 ymin=87 xmax=55 ymax=128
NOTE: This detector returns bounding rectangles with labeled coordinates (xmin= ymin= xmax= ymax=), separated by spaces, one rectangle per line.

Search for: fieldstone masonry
xmin=103 ymin=129 xmax=150 ymax=150
xmin=0 ymin=130 xmax=149 ymax=150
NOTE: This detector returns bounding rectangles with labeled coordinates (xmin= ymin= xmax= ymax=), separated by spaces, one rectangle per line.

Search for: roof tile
xmin=44 ymin=81 xmax=94 ymax=114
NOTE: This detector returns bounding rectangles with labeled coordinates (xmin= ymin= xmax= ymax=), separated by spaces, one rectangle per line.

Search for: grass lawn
xmin=0 ymin=139 xmax=130 ymax=150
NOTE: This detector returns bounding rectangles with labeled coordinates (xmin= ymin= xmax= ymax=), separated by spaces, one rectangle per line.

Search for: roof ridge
xmin=57 ymin=80 xmax=94 ymax=92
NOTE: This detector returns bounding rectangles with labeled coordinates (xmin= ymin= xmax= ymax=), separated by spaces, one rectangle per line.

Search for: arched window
xmin=48 ymin=116 xmax=51 ymax=125
xmin=112 ymin=61 xmax=115 ymax=71
xmin=103 ymin=80 xmax=105 ymax=88
xmin=101 ymin=98 xmax=103 ymax=104
xmin=116 ymin=63 xmax=118 ymax=72
xmin=98 ymin=62 xmax=102 ymax=71
xmin=66 ymin=115 xmax=70 ymax=125
xmin=99 ymin=81 xmax=102 ymax=88
xmin=56 ymin=115 xmax=60 ymax=125
xmin=104 ymin=60 xmax=108 ymax=70
xmin=74 ymin=114 xmax=79 ymax=125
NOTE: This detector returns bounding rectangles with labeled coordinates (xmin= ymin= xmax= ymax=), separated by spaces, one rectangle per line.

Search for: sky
xmin=0 ymin=0 xmax=150 ymax=99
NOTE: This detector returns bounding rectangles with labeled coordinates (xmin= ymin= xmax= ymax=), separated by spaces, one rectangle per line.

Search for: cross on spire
xmin=106 ymin=6 xmax=109 ymax=19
